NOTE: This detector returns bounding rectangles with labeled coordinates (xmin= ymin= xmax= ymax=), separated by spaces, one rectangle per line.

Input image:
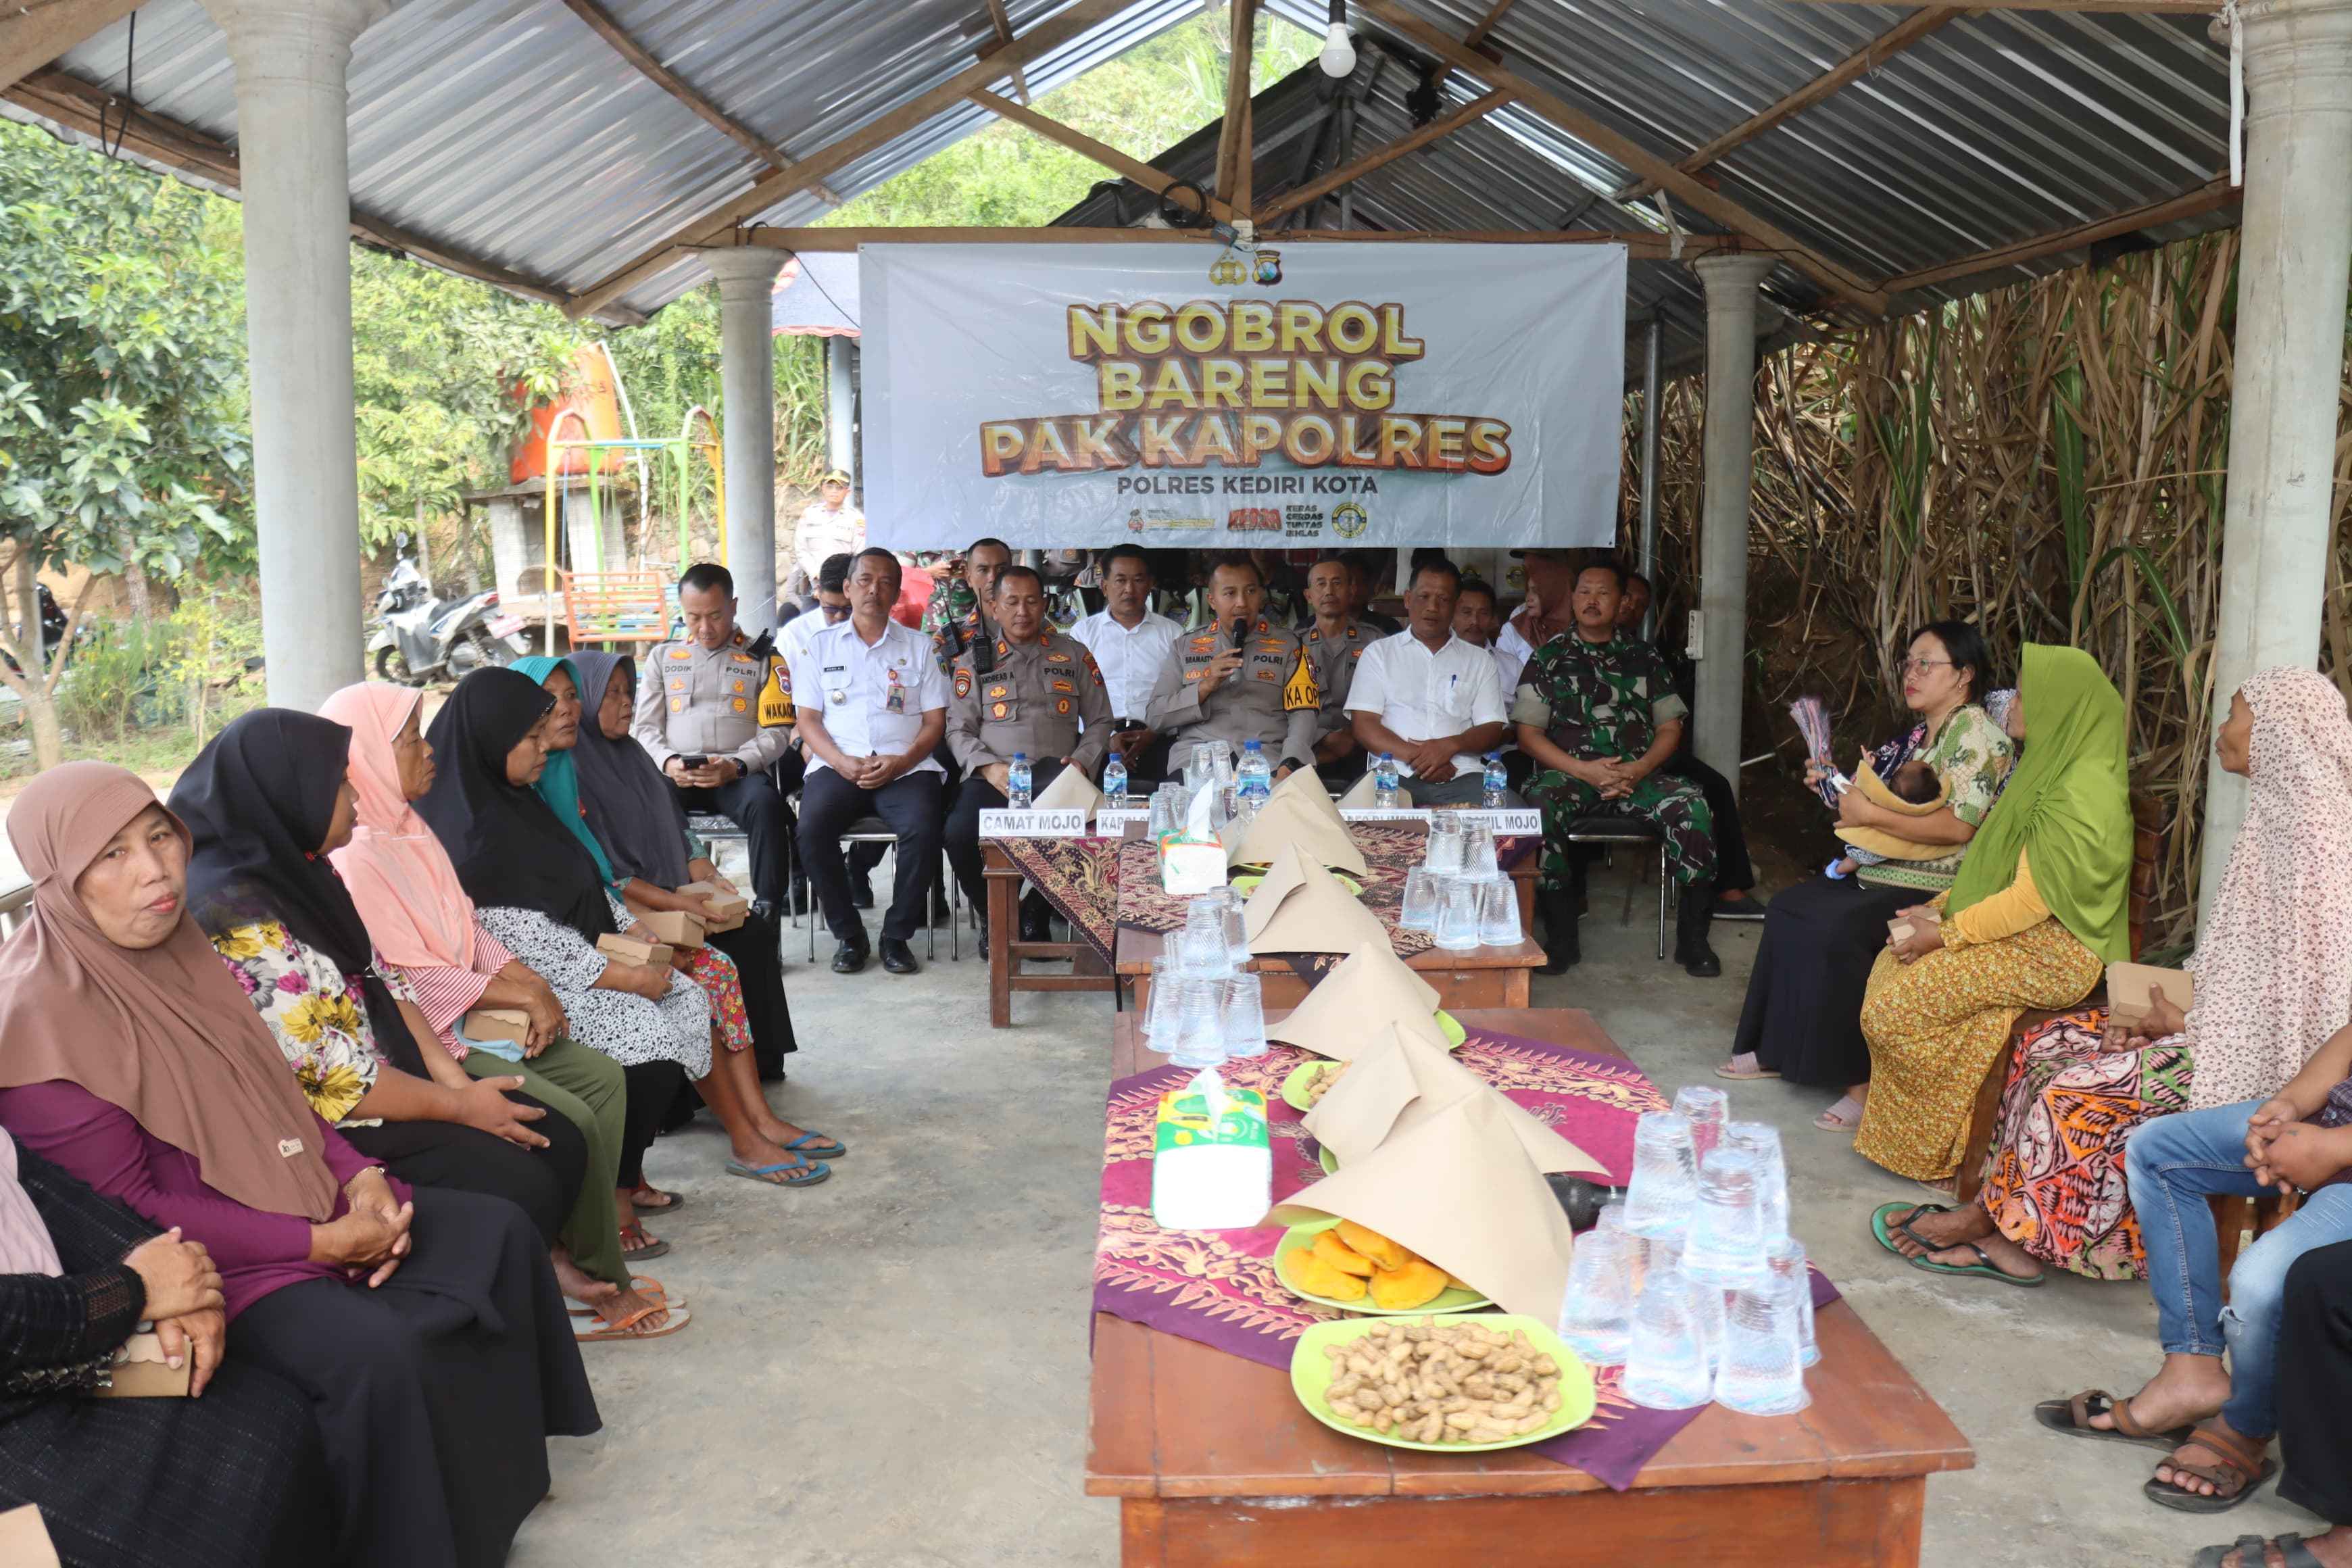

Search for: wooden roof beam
xmin=968 ymin=87 xmax=1237 ymax=221
xmin=1256 ymin=87 xmax=1514 ymax=224
xmin=556 ymin=0 xmax=840 ymax=204
xmin=3 ymin=68 xmax=645 ymax=325
xmin=1614 ymin=9 xmax=1962 ymax=203
xmin=1431 ymin=0 xmax=1519 ymax=88
xmin=1215 ymin=0 xmax=1256 ymax=214
xmin=0 ymin=0 xmax=139 ymax=95
xmin=1880 ymin=176 xmax=2238 ymax=295
xmin=711 ymin=224 xmax=1738 ymax=260
xmin=1360 ymin=0 xmax=1890 ymax=313
xmin=981 ymin=0 xmax=1032 ymax=103
xmin=564 ymin=0 xmax=1145 ymax=320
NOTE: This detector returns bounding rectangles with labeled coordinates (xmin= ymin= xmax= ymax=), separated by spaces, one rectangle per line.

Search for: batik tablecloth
xmin=991 ymin=837 xmax=1125 ymax=964
xmin=1112 ymin=823 xmax=1438 ymax=959
xmin=1091 ymin=1024 xmax=1836 ymax=1491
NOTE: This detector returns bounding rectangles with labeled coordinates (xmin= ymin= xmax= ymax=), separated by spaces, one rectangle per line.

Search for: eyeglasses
xmin=820 ymin=602 xmax=852 ymax=621
xmin=1901 ymin=657 xmax=1954 ymax=675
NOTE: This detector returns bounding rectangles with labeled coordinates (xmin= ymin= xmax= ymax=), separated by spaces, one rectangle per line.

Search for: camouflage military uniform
xmin=1511 ymin=633 xmax=1714 ymax=891
xmin=921 ymin=577 xmax=987 ymax=675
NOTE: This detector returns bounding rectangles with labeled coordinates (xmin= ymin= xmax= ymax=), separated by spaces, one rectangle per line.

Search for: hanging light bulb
xmin=1319 ymin=0 xmax=1355 ymax=78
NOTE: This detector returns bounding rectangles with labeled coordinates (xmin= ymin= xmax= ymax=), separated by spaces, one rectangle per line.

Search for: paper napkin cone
xmin=1244 ymin=846 xmax=1388 ymax=956
xmin=1034 ymin=765 xmax=1103 ymax=814
xmin=1274 ymin=1090 xmax=1577 ymax=1321
xmin=1226 ymin=789 xmax=1368 ymax=875
xmin=0 ymin=1506 xmax=59 ymax=1568
xmin=1265 ymin=946 xmax=1440 ymax=1058
xmin=1271 ymin=763 xmax=1347 ymax=822
xmin=1336 ymin=772 xmax=1413 ymax=809
xmin=1304 ymin=1022 xmax=1605 ymax=1176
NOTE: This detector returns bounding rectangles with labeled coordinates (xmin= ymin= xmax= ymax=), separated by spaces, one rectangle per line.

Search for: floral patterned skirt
xmin=688 ymin=946 xmax=753 ymax=1054
xmin=1978 ymin=1007 xmax=2192 ymax=1280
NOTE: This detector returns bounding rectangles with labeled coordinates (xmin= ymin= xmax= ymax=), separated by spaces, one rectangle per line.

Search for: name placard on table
xmin=1456 ymin=808 xmax=1542 ymax=835
xmin=1094 ymin=808 xmax=1152 ymax=833
xmin=1339 ymin=807 xmax=1434 ymax=824
xmin=979 ymin=808 xmax=1089 ymax=839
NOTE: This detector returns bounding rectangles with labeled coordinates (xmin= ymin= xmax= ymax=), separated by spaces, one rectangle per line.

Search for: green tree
xmin=0 ymin=120 xmax=250 ymax=766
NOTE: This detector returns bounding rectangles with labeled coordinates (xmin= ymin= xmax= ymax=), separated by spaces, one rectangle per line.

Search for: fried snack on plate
xmin=1313 ymin=1230 xmax=1377 ymax=1277
xmin=1335 ymin=1219 xmax=1412 ymax=1272
xmin=1304 ymin=1061 xmax=1345 ymax=1106
xmin=1284 ymin=1248 xmax=1368 ymax=1300
xmin=1368 ymin=1257 xmax=1449 ymax=1310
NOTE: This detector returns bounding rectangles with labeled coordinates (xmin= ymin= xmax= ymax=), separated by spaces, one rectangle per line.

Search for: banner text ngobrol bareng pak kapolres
xmin=977 ymin=299 xmax=1513 ymax=479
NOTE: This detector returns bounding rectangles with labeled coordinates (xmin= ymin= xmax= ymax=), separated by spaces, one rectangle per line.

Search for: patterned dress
xmin=206 ymin=918 xmax=422 ymax=1127
xmin=1976 ymin=1006 xmax=2192 ymax=1279
xmin=474 ymin=893 xmax=714 ymax=1078
xmin=1511 ymin=632 xmax=1714 ymax=889
xmin=1853 ymin=704 xmax=2015 ymax=894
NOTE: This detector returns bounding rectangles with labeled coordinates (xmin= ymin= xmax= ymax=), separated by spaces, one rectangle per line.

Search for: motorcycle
xmin=368 ymin=550 xmax=526 ymax=685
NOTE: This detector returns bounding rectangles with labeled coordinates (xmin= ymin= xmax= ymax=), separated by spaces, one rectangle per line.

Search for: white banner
xmin=862 ymin=242 xmax=1625 ymax=550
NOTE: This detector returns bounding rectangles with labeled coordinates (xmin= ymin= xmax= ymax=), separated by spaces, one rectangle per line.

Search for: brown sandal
xmin=2033 ymin=1388 xmax=2195 ymax=1450
xmin=573 ymin=1302 xmax=691 ymax=1342
xmin=2146 ymin=1421 xmax=2277 ymax=1513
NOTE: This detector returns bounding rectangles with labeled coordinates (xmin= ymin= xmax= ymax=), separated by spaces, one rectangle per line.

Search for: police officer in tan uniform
xmin=1143 ymin=554 xmax=1321 ymax=777
xmin=944 ymin=564 xmax=1114 ymax=944
xmin=632 ymin=562 xmax=798 ymax=914
xmin=1300 ymin=555 xmax=1373 ymax=785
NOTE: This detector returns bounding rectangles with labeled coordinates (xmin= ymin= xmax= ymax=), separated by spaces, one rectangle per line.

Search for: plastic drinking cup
xmin=1475 ymin=874 xmax=1522 ymax=946
xmin=1219 ymin=973 xmax=1269 ymax=1059
xmin=1556 ymin=1225 xmax=1635 ymax=1367
xmin=1768 ymin=1238 xmax=1820 ymax=1369
xmin=1399 ymin=866 xmax=1438 ymax=932
xmin=1163 ymin=976 xmax=1227 ymax=1069
xmin=1621 ymin=1264 xmax=1714 ymax=1410
xmin=1671 ymin=1085 xmax=1730 ymax=1162
xmin=1621 ymin=1111 xmax=1700 ymax=1240
xmin=1425 ymin=815 xmax=1464 ymax=875
xmin=1434 ymin=875 xmax=1481 ymax=951
xmin=1682 ymin=1147 xmax=1770 ymax=1290
xmin=1722 ymin=1121 xmax=1790 ymax=1245
xmin=1713 ymin=1285 xmax=1809 ymax=1416
xmin=1142 ymin=956 xmax=1177 ymax=1042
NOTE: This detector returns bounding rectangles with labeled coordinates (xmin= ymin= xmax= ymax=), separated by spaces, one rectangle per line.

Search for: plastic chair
xmin=802 ymin=816 xmax=951 ymax=963
xmin=1559 ymin=814 xmax=1671 ymax=960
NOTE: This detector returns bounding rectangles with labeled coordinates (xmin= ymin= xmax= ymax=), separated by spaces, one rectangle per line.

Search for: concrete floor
xmin=512 ymin=862 xmax=2309 ymax=1567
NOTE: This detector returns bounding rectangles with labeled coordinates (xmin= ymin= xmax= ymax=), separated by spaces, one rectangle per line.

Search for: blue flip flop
xmin=725 ymin=1156 xmax=831 ymax=1188
xmin=781 ymin=1131 xmax=848 ymax=1160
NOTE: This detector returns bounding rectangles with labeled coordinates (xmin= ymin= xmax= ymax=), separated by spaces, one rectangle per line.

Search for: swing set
xmin=538 ymin=405 xmax=725 ymax=652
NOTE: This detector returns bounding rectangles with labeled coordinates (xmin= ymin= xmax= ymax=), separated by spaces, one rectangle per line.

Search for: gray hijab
xmin=568 ymin=651 xmax=693 ymax=888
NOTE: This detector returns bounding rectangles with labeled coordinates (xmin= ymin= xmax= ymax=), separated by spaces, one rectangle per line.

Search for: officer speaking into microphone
xmin=1142 ymin=554 xmax=1320 ymax=779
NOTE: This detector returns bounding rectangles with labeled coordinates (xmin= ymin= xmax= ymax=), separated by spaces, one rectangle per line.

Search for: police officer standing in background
xmin=788 ymin=547 xmax=950 ymax=975
xmin=1144 ymin=555 xmax=1320 ymax=779
xmin=1300 ymin=555 xmax=1371 ymax=785
xmin=634 ymin=562 xmax=800 ymax=917
xmin=944 ymin=564 xmax=1114 ymax=948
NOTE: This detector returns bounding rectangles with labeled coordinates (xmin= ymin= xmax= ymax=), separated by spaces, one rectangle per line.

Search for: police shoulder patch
xmin=953 ymin=668 xmax=972 ymax=699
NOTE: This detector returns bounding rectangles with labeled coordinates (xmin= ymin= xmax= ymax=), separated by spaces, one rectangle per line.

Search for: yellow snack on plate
xmin=1284 ymin=1247 xmax=1369 ymax=1301
xmin=1335 ymin=1219 xmax=1412 ymax=1272
xmin=1313 ymin=1230 xmax=1377 ymax=1277
xmin=1367 ymin=1258 xmax=1450 ymax=1310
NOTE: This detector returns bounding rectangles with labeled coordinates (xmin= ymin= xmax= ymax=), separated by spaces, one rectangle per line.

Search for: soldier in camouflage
xmin=1511 ymin=556 xmax=1720 ymax=978
xmin=921 ymin=537 xmax=1012 ymax=676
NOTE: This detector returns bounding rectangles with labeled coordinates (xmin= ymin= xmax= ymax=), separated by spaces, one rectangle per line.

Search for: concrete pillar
xmin=1690 ymin=255 xmax=1776 ymax=801
xmin=826 ymin=335 xmax=858 ymax=478
xmin=2198 ymin=0 xmax=2352 ymax=932
xmin=701 ymin=247 xmax=787 ymax=633
xmin=1636 ymin=312 xmax=1665 ymax=641
xmin=202 ymin=0 xmax=391 ymax=712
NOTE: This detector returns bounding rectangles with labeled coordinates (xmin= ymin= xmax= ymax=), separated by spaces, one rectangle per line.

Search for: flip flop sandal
xmin=1906 ymin=1239 xmax=2046 ymax=1285
xmin=1816 ymin=1100 xmax=1865 ymax=1132
xmin=628 ymin=1185 xmax=686 ymax=1213
xmin=568 ymin=1277 xmax=689 ymax=1315
xmin=1871 ymin=1201 xmax=1948 ymax=1257
xmin=780 ymin=1131 xmax=848 ymax=1160
xmin=725 ymin=1156 xmax=831 ymax=1189
xmin=1715 ymin=1059 xmax=1782 ymax=1081
xmin=2146 ymin=1423 xmax=2278 ymax=1514
xmin=2192 ymin=1534 xmax=2327 ymax=1568
xmin=617 ymin=1222 xmax=670 ymax=1261
xmin=2032 ymin=1389 xmax=2196 ymax=1450
xmin=574 ymin=1303 xmax=692 ymax=1343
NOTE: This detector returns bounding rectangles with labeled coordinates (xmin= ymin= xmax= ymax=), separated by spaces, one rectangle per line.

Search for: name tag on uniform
xmin=980 ymin=808 xmax=1087 ymax=838
xmin=1341 ymin=807 xmax=1434 ymax=824
xmin=884 ymin=668 xmax=907 ymax=714
xmin=278 ymin=1137 xmax=305 ymax=1158
xmin=1453 ymin=808 xmax=1542 ymax=835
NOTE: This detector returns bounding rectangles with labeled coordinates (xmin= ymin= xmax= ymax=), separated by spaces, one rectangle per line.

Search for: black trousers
xmin=2278 ymin=1238 xmax=2352 ymax=1524
xmin=798 ymin=767 xmax=944 ymax=945
xmin=617 ymin=1059 xmax=686 ymax=1188
xmin=341 ymin=1100 xmax=585 ymax=1250
xmin=226 ymin=1189 xmax=597 ymax=1568
xmin=945 ymin=760 xmax=1068 ymax=912
xmin=1660 ymin=750 xmax=1755 ymax=894
xmin=674 ymin=755 xmax=800 ymax=909
xmin=708 ymin=915 xmax=797 ymax=1079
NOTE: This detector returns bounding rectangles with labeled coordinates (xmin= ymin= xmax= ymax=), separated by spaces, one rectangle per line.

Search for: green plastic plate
xmin=1289 ymin=1313 xmax=1597 ymax=1451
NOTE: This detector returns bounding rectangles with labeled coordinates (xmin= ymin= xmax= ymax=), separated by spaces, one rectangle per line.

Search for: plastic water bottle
xmin=1102 ymin=753 xmax=1129 ymax=809
xmin=1237 ymin=739 xmax=1271 ymax=807
xmin=1373 ymin=752 xmax=1400 ymax=808
xmin=1008 ymin=752 xmax=1033 ymax=809
xmin=1482 ymin=751 xmax=1509 ymax=809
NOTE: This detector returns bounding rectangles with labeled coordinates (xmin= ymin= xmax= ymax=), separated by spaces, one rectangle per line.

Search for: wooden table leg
xmin=1502 ymin=970 xmax=1527 ymax=1008
xmin=987 ymin=873 xmax=1014 ymax=1027
xmin=1119 ymin=1497 xmax=1167 ymax=1568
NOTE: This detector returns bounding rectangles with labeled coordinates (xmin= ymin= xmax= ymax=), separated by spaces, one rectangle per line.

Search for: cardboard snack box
xmin=2107 ymin=961 xmax=2193 ymax=1031
xmin=460 ymin=1008 xmax=531 ymax=1045
xmin=597 ymin=932 xmax=676 ymax=969
xmin=626 ymin=906 xmax=708 ymax=948
xmin=93 ymin=1332 xmax=193 ymax=1398
xmin=678 ymin=881 xmax=749 ymax=932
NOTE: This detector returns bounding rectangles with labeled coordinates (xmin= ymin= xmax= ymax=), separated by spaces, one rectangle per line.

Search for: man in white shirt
xmin=787 ymin=547 xmax=949 ymax=975
xmin=784 ymin=470 xmax=866 ymax=608
xmin=1346 ymin=558 xmax=1521 ymax=808
xmin=779 ymin=552 xmax=854 ymax=667
xmin=1068 ymin=543 xmax=1181 ymax=779
xmin=1452 ymin=576 xmax=1521 ymax=692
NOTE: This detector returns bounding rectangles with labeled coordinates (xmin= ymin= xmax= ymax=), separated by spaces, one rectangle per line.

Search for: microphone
xmin=1226 ymin=617 xmax=1250 ymax=652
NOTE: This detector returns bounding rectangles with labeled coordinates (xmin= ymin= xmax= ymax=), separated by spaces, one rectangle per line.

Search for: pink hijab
xmin=0 ymin=1131 xmax=62 ymax=1279
xmin=2186 ymin=666 xmax=2352 ymax=1110
xmin=317 ymin=683 xmax=485 ymax=974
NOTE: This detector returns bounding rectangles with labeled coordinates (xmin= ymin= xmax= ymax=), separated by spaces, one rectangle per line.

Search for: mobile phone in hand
xmin=681 ymin=754 xmax=708 ymax=770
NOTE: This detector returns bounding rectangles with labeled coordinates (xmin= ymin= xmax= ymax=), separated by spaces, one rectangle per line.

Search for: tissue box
xmin=597 ymin=932 xmax=675 ymax=969
xmin=2107 ymin=962 xmax=2192 ymax=1031
xmin=460 ymin=1008 xmax=531 ymax=1046
xmin=1159 ymin=839 xmax=1228 ymax=896
xmin=624 ymin=905 xmax=708 ymax=948
xmin=679 ymin=881 xmax=749 ymax=932
xmin=93 ymin=1332 xmax=192 ymax=1398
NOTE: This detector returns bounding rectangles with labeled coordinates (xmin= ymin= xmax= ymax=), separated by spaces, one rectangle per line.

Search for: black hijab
xmin=170 ymin=708 xmax=430 ymax=1076
xmin=569 ymin=652 xmax=693 ymax=888
xmin=413 ymin=667 xmax=617 ymax=939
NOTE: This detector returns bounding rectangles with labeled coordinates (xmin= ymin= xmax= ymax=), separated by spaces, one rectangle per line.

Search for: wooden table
xmin=1116 ymin=926 xmax=1544 ymax=1015
xmin=1089 ymin=1008 xmax=1974 ymax=1568
xmin=981 ymin=843 xmax=1117 ymax=1027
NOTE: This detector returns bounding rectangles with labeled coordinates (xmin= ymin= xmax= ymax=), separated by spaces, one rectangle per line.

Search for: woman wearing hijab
xmin=169 ymin=710 xmax=585 ymax=1247
xmin=319 ymin=682 xmax=681 ymax=1333
xmin=527 ymin=653 xmax=839 ymax=1176
xmin=0 ymin=762 xmax=597 ymax=1568
xmin=0 ymin=1130 xmax=331 ymax=1568
xmin=1890 ymin=668 xmax=2352 ymax=1287
xmin=413 ymin=668 xmax=830 ymax=1204
xmin=1851 ymin=645 xmax=2131 ymax=1198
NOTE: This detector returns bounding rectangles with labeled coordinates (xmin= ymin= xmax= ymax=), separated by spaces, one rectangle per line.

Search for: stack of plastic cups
xmin=1682 ymin=1147 xmax=1771 ymax=1293
xmin=1769 ymin=1237 xmax=1820 ymax=1368
xmin=1434 ymin=875 xmax=1481 ymax=951
xmin=1722 ymin=1122 xmax=1790 ymax=1246
xmin=1162 ymin=975 xmax=1227 ymax=1070
xmin=1556 ymin=1226 xmax=1635 ymax=1368
xmin=1671 ymin=1085 xmax=1731 ymax=1163
xmin=1181 ymin=903 xmax=1233 ymax=974
xmin=1399 ymin=866 xmax=1438 ymax=932
xmin=1621 ymin=1111 xmax=1700 ymax=1243
xmin=1219 ymin=972 xmax=1269 ymax=1060
xmin=1202 ymin=886 xmax=1249 ymax=969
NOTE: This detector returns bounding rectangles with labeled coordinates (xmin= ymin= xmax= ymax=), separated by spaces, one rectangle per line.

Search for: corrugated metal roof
xmin=20 ymin=0 xmax=2234 ymax=343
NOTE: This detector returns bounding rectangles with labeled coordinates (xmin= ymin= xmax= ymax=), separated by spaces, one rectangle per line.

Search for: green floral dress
xmin=1854 ymin=704 xmax=2015 ymax=893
